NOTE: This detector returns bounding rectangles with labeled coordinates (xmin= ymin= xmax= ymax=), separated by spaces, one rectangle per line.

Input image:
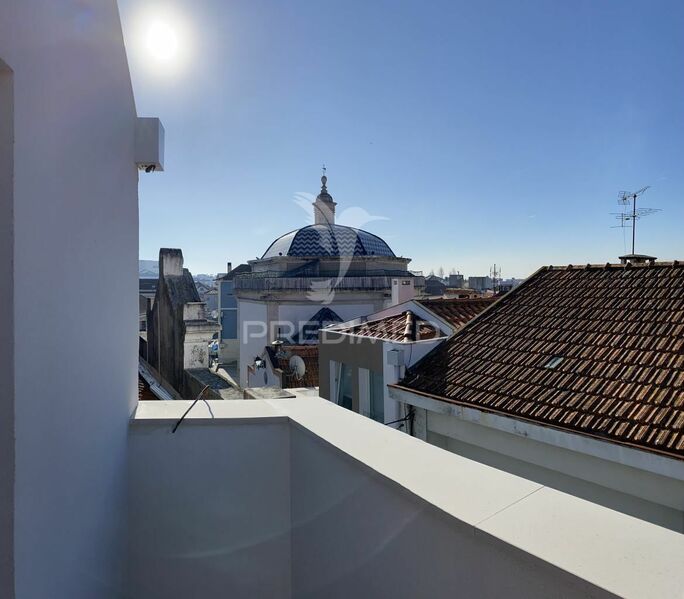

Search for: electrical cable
xmin=172 ymin=385 xmax=211 ymax=433
xmin=384 ymin=406 xmax=415 ymax=427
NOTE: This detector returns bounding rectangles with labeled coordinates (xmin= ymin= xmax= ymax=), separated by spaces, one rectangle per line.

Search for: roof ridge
xmin=545 ymin=260 xmax=682 ymax=271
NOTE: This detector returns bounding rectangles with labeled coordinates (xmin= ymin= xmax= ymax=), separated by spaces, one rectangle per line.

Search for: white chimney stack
xmin=391 ymin=278 xmax=416 ymax=305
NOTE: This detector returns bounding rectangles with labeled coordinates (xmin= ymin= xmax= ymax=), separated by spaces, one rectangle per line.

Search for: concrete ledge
xmin=132 ymin=399 xmax=286 ymax=423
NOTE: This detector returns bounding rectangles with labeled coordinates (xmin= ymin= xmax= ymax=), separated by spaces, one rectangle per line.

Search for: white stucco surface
xmin=391 ymin=385 xmax=684 ymax=531
xmin=128 ymin=419 xmax=291 ymax=598
xmin=238 ymin=299 xmax=269 ymax=385
xmin=0 ymin=58 xmax=14 ymax=596
xmin=1 ymin=2 xmax=140 ymax=596
xmin=131 ymin=398 xmax=684 ymax=599
xmin=238 ymin=296 xmax=380 ymax=387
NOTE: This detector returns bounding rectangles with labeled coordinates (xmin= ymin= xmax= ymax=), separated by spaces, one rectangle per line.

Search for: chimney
xmin=403 ymin=311 xmax=415 ymax=342
xmin=226 ymin=262 xmax=232 ymax=274
xmin=391 ymin=277 xmax=416 ymax=305
xmin=619 ymin=253 xmax=657 ymax=266
xmin=159 ymin=248 xmax=183 ymax=277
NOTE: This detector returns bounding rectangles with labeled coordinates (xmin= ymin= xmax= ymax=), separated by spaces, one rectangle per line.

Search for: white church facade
xmin=233 ymin=174 xmax=424 ymax=387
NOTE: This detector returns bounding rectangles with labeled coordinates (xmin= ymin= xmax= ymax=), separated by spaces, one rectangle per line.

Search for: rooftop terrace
xmin=129 ymin=396 xmax=684 ymax=598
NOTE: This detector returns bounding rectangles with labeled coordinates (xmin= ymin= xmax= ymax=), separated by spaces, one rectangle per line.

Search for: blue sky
xmin=120 ymin=0 xmax=684 ymax=278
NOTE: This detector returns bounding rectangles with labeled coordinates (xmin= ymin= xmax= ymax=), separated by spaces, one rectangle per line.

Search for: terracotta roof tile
xmin=334 ymin=298 xmax=494 ymax=343
xmin=138 ymin=374 xmax=159 ymax=401
xmin=396 ymin=262 xmax=684 ymax=460
xmin=418 ymin=297 xmax=497 ymax=328
xmin=335 ymin=311 xmax=444 ymax=342
xmin=266 ymin=344 xmax=319 ymax=388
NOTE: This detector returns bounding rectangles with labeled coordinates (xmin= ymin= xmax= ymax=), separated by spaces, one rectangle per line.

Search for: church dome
xmin=261 ymin=224 xmax=396 ymax=259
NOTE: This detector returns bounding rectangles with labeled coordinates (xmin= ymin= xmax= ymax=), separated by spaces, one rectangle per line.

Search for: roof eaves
xmin=388 ymin=382 xmax=684 ymax=462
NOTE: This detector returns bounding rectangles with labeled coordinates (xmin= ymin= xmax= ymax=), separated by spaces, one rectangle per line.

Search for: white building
xmin=319 ymin=297 xmax=494 ymax=425
xmin=467 ymin=275 xmax=493 ymax=291
xmin=234 ymin=174 xmax=424 ymax=387
xmin=2 ymin=3 xmax=684 ymax=598
xmin=1 ymin=1 xmax=159 ymax=595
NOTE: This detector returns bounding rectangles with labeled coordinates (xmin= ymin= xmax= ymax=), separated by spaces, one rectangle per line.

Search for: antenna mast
xmin=490 ymin=264 xmax=501 ymax=293
xmin=612 ymin=186 xmax=660 ymax=255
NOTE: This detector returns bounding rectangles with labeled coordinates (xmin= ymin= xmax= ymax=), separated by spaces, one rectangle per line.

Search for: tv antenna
xmin=611 ymin=186 xmax=660 ymax=255
xmin=490 ymin=264 xmax=501 ymax=292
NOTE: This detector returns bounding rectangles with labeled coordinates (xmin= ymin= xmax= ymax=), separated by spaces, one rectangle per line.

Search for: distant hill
xmin=139 ymin=260 xmax=159 ymax=278
xmin=193 ymin=273 xmax=217 ymax=286
xmin=139 ymin=259 xmax=217 ymax=286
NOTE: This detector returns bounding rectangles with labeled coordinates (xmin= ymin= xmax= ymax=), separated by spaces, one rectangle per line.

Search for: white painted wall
xmin=239 ymin=298 xmax=377 ymax=387
xmin=382 ymin=339 xmax=442 ymax=424
xmin=0 ymin=58 xmax=14 ymax=597
xmin=130 ymin=400 xmax=662 ymax=599
xmin=247 ymin=352 xmax=281 ymax=388
xmin=0 ymin=2 xmax=140 ymax=596
xmin=429 ymin=428 xmax=684 ymax=531
xmin=220 ymin=338 xmax=239 ymax=362
xmin=289 ymin=424 xmax=613 ymax=598
xmin=128 ymin=419 xmax=292 ymax=598
xmin=427 ymin=413 xmax=684 ymax=531
xmin=391 ymin=388 xmax=684 ymax=532
xmin=238 ymin=299 xmax=269 ymax=385
xmin=277 ymin=302 xmax=376 ymax=333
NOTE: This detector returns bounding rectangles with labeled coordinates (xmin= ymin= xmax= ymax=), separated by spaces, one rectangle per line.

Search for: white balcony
xmin=129 ymin=397 xmax=684 ymax=599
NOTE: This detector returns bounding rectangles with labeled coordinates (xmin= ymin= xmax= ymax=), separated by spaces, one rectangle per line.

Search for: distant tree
xmin=438 ymin=266 xmax=445 ymax=279
xmin=429 ymin=269 xmax=435 ymax=276
xmin=449 ymin=268 xmax=456 ymax=275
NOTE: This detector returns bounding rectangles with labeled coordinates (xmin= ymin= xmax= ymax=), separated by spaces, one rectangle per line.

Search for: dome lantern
xmin=313 ymin=166 xmax=336 ymax=225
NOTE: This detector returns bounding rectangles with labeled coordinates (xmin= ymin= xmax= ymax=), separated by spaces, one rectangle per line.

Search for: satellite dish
xmin=289 ymin=355 xmax=306 ymax=380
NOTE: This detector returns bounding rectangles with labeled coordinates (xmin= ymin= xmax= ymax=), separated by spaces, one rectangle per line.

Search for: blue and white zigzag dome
xmin=261 ymin=224 xmax=395 ymax=259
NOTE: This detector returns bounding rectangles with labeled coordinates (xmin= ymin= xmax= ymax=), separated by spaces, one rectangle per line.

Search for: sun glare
xmin=146 ymin=21 xmax=179 ymax=62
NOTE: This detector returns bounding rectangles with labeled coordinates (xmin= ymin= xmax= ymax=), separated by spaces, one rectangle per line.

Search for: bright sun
xmin=146 ymin=21 xmax=179 ymax=62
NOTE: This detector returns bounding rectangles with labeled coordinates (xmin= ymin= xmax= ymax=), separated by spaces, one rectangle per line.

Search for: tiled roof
xmin=396 ymin=262 xmax=684 ymax=459
xmin=217 ymin=263 xmax=251 ymax=281
xmin=138 ymin=374 xmax=159 ymax=401
xmin=336 ymin=311 xmax=444 ymax=342
xmin=266 ymin=344 xmax=320 ymax=388
xmin=165 ymin=269 xmax=201 ymax=309
xmin=418 ymin=298 xmax=497 ymax=328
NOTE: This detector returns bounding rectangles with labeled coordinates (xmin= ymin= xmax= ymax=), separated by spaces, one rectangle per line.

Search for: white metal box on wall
xmin=135 ymin=117 xmax=165 ymax=172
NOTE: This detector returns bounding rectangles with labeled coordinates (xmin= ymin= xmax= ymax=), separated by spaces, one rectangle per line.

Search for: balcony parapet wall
xmin=129 ymin=397 xmax=684 ymax=599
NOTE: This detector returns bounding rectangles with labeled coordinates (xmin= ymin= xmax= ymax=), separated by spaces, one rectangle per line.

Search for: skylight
xmin=544 ymin=356 xmax=564 ymax=369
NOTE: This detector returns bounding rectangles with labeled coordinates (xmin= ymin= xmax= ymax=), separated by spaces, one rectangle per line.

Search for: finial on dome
xmin=313 ymin=164 xmax=336 ymax=225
